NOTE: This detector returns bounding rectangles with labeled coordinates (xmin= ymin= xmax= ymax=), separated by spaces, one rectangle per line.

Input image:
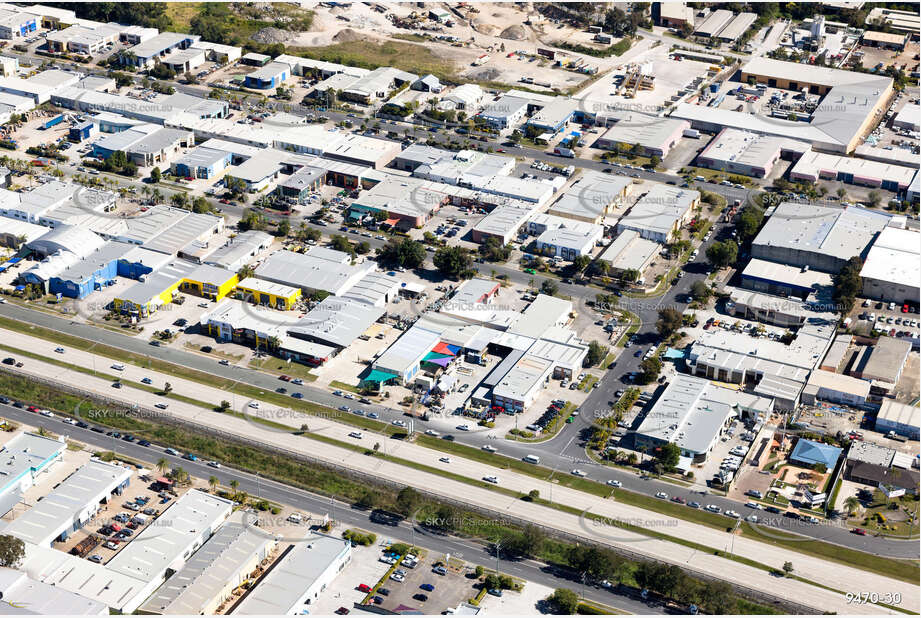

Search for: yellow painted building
xmin=235 ymin=277 xmax=301 ymax=310
xmin=113 ymin=261 xmax=238 ymax=317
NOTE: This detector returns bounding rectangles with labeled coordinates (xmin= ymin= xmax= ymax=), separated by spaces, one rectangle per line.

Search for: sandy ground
xmin=286 ymin=3 xmax=659 ymax=91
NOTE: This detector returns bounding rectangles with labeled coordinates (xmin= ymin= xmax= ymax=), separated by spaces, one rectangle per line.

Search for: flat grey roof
xmin=232 ymin=534 xmax=350 ymax=615
xmin=106 ymin=489 xmax=234 ymax=582
xmin=637 ymin=374 xmax=772 ymax=455
xmin=139 ymin=511 xmax=274 ymax=615
xmin=753 ymin=203 xmax=891 ymax=266
xmin=289 ymin=296 xmax=384 ymax=348
xmin=859 ymin=337 xmax=912 ymax=383
xmin=846 ymin=440 xmax=895 ymax=467
xmin=493 ymin=354 xmax=552 ymax=401
xmin=129 ymin=32 xmax=196 ymax=59
xmin=0 ymin=433 xmax=65 ymax=496
xmin=0 ymin=570 xmax=106 ymax=615
xmin=510 ymin=294 xmax=572 ymax=338
xmin=4 ymin=460 xmax=131 ymax=546
xmin=54 ymin=240 xmax=133 ymax=282
xmin=877 ymin=399 xmax=920 ymax=429
xmin=255 ymin=249 xmax=374 ymax=295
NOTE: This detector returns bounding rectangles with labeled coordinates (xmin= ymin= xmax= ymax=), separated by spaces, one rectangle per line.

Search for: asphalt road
xmin=0 ymin=401 xmax=662 ymax=615
xmin=4 ymin=50 xmax=915 ymax=559
xmin=0 ymin=298 xmax=915 ymax=560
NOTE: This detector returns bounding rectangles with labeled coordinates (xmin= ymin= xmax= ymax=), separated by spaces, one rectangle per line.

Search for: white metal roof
xmin=860 ymin=227 xmax=920 ymax=289
xmin=106 ymin=489 xmax=234 ymax=582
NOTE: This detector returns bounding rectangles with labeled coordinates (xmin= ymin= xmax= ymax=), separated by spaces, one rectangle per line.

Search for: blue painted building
xmin=68 ymin=120 xmax=95 ymax=142
xmin=244 ymin=61 xmax=291 ymax=90
xmin=49 ymin=242 xmax=132 ymax=299
xmin=171 ymin=146 xmax=232 ymax=180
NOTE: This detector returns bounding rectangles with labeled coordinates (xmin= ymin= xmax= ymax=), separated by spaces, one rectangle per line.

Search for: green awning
xmin=348 ymin=211 xmax=362 ymax=220
xmin=362 ymin=369 xmax=398 ymax=383
xmin=423 ymin=351 xmax=452 ymax=361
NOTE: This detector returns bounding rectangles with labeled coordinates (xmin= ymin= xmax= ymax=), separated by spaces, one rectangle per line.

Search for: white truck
xmin=553 ymin=147 xmax=575 ymax=158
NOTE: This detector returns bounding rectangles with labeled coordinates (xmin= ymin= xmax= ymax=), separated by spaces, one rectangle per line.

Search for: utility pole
xmin=494 ymin=539 xmax=501 ymax=577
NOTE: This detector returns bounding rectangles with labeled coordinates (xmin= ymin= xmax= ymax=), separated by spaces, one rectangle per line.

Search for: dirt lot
xmin=855 ymin=42 xmax=921 ymax=73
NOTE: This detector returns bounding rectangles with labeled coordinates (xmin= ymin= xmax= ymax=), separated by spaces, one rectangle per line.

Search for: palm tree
xmin=156 ymin=457 xmax=168 ymax=473
xmin=172 ymin=466 xmax=189 ymax=485
xmin=844 ymin=496 xmax=861 ymax=516
xmin=229 ymin=479 xmax=239 ymax=493
xmin=208 ymin=476 xmax=219 ymax=493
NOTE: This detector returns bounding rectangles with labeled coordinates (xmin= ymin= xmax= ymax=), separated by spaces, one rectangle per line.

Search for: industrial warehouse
xmin=0 ymin=3 xmax=916 ymax=616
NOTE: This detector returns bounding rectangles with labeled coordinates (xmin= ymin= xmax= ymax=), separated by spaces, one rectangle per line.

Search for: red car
xmin=903 ymin=304 xmax=910 ymax=313
xmin=357 ymin=584 xmax=372 ymax=593
xmin=279 ymin=375 xmax=291 ymax=382
xmin=27 ymin=405 xmax=39 ymax=413
xmin=219 ymin=198 xmax=230 ymax=204
xmin=496 ymin=149 xmax=505 ymax=153
xmin=851 ymin=528 xmax=867 ymax=536
xmin=335 ymin=609 xmax=350 ymax=615
xmin=671 ymin=496 xmax=686 ymax=504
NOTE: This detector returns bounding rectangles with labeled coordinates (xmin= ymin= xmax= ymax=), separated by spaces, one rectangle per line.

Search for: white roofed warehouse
xmin=635 ymin=374 xmax=773 ymax=462
xmin=231 ymin=533 xmax=351 ymax=615
xmin=751 ymin=203 xmax=891 ymax=273
xmin=859 ymin=227 xmax=920 ymax=305
xmin=595 ymin=114 xmax=690 ymax=158
xmin=696 ymin=129 xmax=785 ymax=178
xmin=615 ymin=184 xmax=700 ymax=243
xmin=737 ymin=57 xmax=894 ymax=154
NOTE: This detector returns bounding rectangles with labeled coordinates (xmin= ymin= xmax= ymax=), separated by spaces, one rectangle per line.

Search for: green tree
xmin=782 ymin=561 xmax=794 ymax=576
xmin=586 ymin=340 xmax=607 ymax=367
xmin=276 ymin=219 xmax=291 ymax=238
xmin=832 ymin=256 xmax=863 ymax=314
xmin=639 ymin=356 xmax=662 ymax=384
xmin=572 ymin=254 xmax=591 ymax=272
xmin=377 ymin=238 xmax=425 ymax=269
xmin=690 ymin=280 xmax=710 ymax=301
xmin=844 ymin=496 xmax=860 ymax=515
xmin=433 ymin=246 xmax=474 ymax=279
xmin=330 ymin=234 xmax=356 ymax=256
xmin=540 ymin=279 xmax=559 ymax=297
xmin=395 ymin=486 xmax=421 ymax=515
xmin=355 ymin=490 xmax=377 ymax=509
xmin=706 ymin=240 xmax=738 ymax=268
xmin=657 ymin=442 xmax=681 ymax=469
xmin=150 ymin=166 xmax=161 ymax=183
xmin=478 ymin=236 xmax=512 ymax=262
xmin=548 ymin=588 xmax=579 ymax=614
xmin=656 ymin=308 xmax=682 ymax=338
xmin=0 ymin=535 xmax=25 ymax=567
xmin=218 ymin=400 xmax=231 ymax=412
xmin=735 ymin=205 xmax=764 ymax=241
xmin=622 ymin=268 xmax=640 ymax=282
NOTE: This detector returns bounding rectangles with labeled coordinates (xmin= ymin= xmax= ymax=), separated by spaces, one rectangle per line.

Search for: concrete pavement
xmin=3 ymin=331 xmax=916 ymax=614
xmin=0 ymin=293 xmax=916 ymax=558
xmin=0 ymin=403 xmax=662 ymax=615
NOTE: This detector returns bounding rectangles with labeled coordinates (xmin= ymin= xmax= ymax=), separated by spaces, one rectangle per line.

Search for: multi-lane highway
xmin=0 ymin=400 xmax=667 ymax=616
xmin=0 ymin=290 xmax=916 ymax=560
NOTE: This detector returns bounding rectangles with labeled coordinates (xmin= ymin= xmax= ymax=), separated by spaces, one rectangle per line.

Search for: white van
xmin=111 ymin=363 xmax=125 ymax=371
xmin=523 ymin=454 xmax=541 ymax=464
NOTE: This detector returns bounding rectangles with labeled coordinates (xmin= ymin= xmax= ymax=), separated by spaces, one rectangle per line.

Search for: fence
xmin=1 ymin=366 xmax=820 ymax=614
